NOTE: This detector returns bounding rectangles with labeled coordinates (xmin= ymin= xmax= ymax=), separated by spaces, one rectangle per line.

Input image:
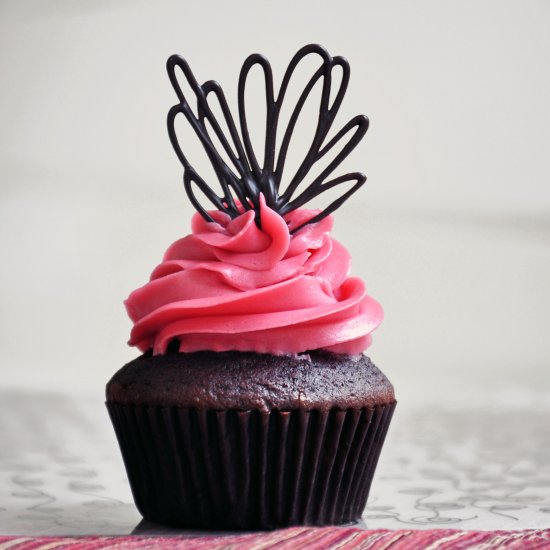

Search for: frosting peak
xmin=126 ymin=197 xmax=382 ymax=356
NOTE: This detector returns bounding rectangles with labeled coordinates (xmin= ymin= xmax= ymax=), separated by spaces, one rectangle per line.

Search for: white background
xmin=1 ymin=0 xmax=549 ymax=406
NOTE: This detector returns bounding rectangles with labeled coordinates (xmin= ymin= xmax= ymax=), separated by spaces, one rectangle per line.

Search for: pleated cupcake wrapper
xmin=106 ymin=402 xmax=396 ymax=529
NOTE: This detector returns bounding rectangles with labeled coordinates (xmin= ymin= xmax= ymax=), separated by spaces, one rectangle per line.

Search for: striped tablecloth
xmin=1 ymin=528 xmax=550 ymax=549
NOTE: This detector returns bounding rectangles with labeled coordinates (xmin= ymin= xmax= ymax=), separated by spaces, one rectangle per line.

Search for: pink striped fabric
xmin=0 ymin=528 xmax=549 ymax=549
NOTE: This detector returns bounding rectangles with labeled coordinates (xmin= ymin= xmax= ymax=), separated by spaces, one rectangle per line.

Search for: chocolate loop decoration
xmin=167 ymin=44 xmax=369 ymax=232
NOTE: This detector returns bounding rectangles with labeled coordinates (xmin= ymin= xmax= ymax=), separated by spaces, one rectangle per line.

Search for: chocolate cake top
xmin=106 ymin=350 xmax=395 ymax=412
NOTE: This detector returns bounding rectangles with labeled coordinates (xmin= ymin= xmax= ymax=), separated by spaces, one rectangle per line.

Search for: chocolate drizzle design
xmin=167 ymin=44 xmax=369 ymax=232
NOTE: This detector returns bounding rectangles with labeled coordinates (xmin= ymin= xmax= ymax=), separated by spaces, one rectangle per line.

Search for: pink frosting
xmin=125 ymin=196 xmax=383 ymax=355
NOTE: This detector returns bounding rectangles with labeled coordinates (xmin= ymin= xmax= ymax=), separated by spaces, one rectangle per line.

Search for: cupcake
xmin=106 ymin=44 xmax=396 ymax=529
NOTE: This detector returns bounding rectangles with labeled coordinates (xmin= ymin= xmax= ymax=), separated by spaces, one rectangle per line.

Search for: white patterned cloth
xmin=0 ymin=391 xmax=549 ymax=535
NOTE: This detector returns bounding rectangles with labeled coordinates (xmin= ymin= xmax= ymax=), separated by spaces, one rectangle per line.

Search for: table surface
xmin=1 ymin=390 xmax=549 ymax=536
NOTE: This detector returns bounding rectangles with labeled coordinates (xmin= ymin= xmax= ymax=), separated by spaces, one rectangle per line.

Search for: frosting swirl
xmin=125 ymin=196 xmax=383 ymax=355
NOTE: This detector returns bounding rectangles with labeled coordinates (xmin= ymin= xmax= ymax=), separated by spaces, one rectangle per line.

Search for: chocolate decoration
xmin=167 ymin=44 xmax=369 ymax=232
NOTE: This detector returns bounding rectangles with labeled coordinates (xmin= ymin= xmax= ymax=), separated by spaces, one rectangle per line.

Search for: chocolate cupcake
xmin=107 ymin=44 xmax=396 ymax=529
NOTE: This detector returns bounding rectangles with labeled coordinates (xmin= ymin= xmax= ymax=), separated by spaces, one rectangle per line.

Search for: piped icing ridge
xmin=126 ymin=196 xmax=382 ymax=355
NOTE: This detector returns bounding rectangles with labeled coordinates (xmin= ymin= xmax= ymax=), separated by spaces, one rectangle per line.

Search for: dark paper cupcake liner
xmin=106 ymin=402 xmax=396 ymax=529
